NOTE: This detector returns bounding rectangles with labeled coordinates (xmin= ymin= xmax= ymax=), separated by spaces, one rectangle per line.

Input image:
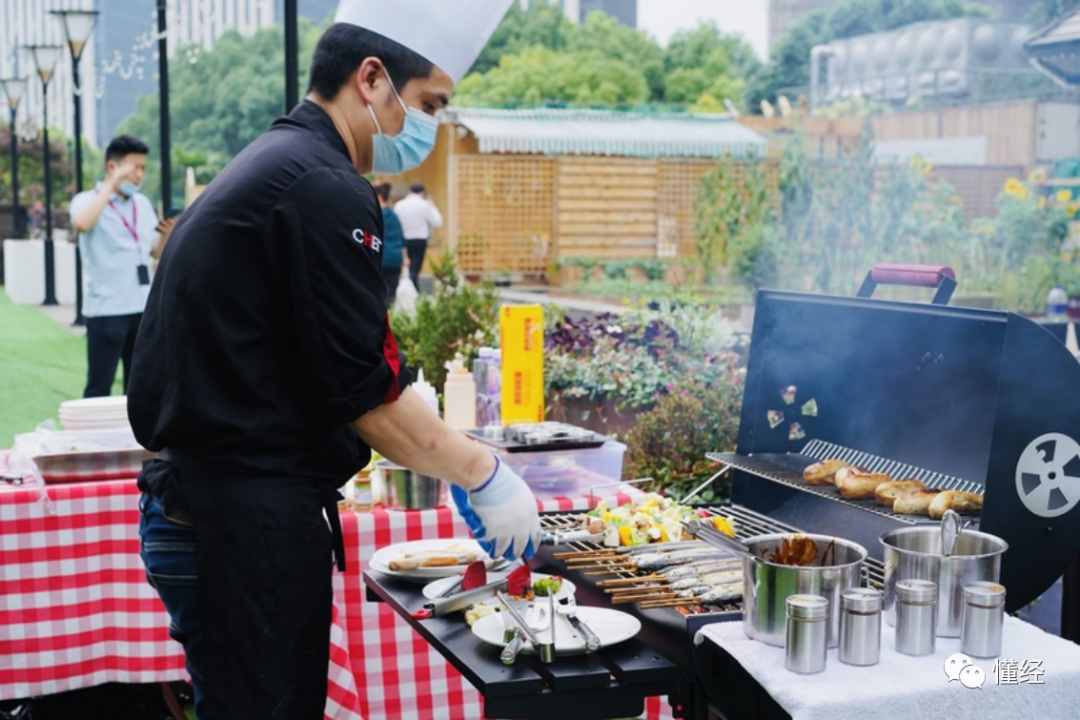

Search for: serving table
xmin=363 ymin=569 xmax=680 ymax=720
xmin=0 ymin=452 xmax=668 ymax=719
xmin=692 ymin=615 xmax=1080 ymax=720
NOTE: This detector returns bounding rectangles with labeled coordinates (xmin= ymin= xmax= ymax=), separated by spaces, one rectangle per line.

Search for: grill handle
xmin=856 ymin=263 xmax=957 ymax=305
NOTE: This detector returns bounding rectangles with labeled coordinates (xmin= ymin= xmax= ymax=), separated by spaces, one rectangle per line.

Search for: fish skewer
xmin=553 ymin=540 xmax=707 ymax=560
xmin=569 ymin=548 xmax=735 ymax=574
xmin=639 ymin=582 xmax=744 ymax=609
xmin=605 ymin=569 xmax=741 ymax=595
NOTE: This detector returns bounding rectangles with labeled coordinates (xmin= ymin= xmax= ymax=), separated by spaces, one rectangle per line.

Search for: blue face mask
xmin=118 ymin=180 xmax=141 ymax=198
xmin=367 ymin=71 xmax=438 ymax=175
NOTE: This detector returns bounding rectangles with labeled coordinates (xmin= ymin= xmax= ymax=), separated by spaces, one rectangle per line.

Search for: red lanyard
xmin=108 ymin=198 xmax=139 ymax=244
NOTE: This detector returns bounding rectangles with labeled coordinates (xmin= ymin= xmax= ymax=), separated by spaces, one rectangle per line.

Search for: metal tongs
xmin=497 ymin=590 xmax=555 ymax=664
xmin=682 ymin=520 xmax=751 ymax=560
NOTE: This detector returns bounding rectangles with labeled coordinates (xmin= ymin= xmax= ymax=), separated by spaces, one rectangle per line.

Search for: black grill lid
xmin=731 ymin=287 xmax=1080 ymax=612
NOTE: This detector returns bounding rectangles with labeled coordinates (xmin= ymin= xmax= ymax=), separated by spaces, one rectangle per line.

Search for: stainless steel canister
xmin=961 ymin=582 xmax=1006 ymax=658
xmin=376 ymin=460 xmax=447 ymax=510
xmin=880 ymin=526 xmax=1007 ymax=637
xmin=839 ymin=588 xmax=882 ymax=666
xmin=786 ymin=595 xmax=829 ymax=674
xmin=895 ymin=579 xmax=938 ymax=656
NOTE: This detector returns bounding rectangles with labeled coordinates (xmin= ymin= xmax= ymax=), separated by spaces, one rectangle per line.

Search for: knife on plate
xmin=497 ymin=591 xmax=553 ymax=663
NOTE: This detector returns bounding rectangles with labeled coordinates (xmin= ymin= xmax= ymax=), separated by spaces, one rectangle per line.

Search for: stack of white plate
xmin=59 ymin=396 xmax=131 ymax=431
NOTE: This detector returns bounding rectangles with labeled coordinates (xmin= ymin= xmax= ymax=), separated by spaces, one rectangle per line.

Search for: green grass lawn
xmin=0 ymin=289 xmax=121 ymax=448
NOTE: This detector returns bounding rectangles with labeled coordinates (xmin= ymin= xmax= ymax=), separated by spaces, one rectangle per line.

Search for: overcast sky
xmin=636 ymin=0 xmax=769 ymax=59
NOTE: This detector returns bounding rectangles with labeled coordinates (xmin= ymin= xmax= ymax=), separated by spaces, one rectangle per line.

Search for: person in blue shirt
xmin=374 ymin=182 xmax=406 ymax=305
xmin=70 ymin=135 xmax=174 ymax=398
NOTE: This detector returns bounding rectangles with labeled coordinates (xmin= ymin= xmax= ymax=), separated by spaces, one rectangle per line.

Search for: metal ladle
xmin=940 ymin=509 xmax=971 ymax=557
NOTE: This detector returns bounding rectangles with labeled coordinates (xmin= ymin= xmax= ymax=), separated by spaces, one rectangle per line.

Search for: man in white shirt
xmin=392 ymin=182 xmax=442 ymax=291
xmin=70 ymin=135 xmax=174 ymax=397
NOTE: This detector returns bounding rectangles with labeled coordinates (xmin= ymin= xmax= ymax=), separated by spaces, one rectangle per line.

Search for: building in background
xmin=1 ymin=0 xmax=95 ymax=148
xmin=4 ymin=0 xmax=340 ymax=150
xmin=578 ymin=0 xmax=636 ymax=27
xmin=768 ymin=0 xmax=1037 ymax=53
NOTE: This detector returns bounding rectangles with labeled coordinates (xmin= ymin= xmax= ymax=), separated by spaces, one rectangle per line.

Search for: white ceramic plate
xmin=369 ymin=539 xmax=492 ymax=581
xmin=421 ymin=570 xmax=575 ymax=602
xmin=472 ymin=605 xmax=641 ymax=656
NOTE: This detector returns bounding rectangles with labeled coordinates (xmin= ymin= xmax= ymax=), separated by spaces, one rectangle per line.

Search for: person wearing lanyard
xmin=70 ymin=135 xmax=175 ymax=398
xmin=126 ymin=2 xmax=536 ymax=718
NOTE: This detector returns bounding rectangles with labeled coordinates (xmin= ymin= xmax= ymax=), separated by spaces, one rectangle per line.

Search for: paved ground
xmin=37 ymin=303 xmax=86 ymax=337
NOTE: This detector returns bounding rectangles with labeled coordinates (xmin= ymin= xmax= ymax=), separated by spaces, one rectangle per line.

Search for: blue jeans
xmin=136 ymin=460 xmax=334 ymax=719
xmin=138 ymin=493 xmax=205 ymax=705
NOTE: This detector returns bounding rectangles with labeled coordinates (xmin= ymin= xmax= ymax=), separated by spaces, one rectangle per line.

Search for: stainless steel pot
xmin=880 ymin=526 xmax=1007 ymax=638
xmin=742 ymin=533 xmax=867 ymax=648
xmin=376 ymin=460 xmax=447 ymax=510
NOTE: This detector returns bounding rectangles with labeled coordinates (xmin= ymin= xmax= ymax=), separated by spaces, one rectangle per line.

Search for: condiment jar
xmin=895 ymin=579 xmax=937 ymax=656
xmin=961 ymin=582 xmax=1006 ymax=658
xmin=786 ymin=594 xmax=829 ymax=674
xmin=839 ymin=588 xmax=882 ymax=666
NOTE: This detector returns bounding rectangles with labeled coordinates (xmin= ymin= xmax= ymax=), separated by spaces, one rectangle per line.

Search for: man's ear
xmin=354 ymin=57 xmax=385 ymax=105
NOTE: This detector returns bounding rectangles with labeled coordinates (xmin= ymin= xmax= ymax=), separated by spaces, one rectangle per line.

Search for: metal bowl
xmin=880 ymin=526 xmax=1007 ymax=637
xmin=742 ymin=533 xmax=867 ymax=648
xmin=375 ymin=460 xmax=447 ymax=510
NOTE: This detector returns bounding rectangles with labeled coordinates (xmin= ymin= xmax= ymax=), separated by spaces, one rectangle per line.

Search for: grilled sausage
xmin=833 ymin=465 xmax=870 ymax=484
xmin=803 ymin=459 xmax=849 ymax=486
xmin=836 ymin=471 xmax=892 ymax=500
xmin=892 ymin=489 xmax=944 ymax=515
xmin=875 ymin=479 xmax=928 ymax=506
xmin=929 ymin=490 xmax=984 ymax=519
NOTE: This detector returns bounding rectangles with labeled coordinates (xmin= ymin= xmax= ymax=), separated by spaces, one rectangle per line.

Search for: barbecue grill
xmin=535 ymin=265 xmax=1080 ymax=716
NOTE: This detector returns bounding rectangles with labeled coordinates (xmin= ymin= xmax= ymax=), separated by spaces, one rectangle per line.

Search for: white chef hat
xmin=334 ymin=0 xmax=514 ymax=84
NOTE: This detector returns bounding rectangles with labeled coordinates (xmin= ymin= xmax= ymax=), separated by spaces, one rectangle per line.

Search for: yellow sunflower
xmin=1057 ymin=189 xmax=1073 ymax=203
xmin=1004 ymin=178 xmax=1024 ymax=197
xmin=1028 ymin=167 xmax=1047 ymax=184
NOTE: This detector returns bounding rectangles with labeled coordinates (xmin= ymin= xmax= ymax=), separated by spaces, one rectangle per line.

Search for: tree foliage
xmin=117 ymin=20 xmax=323 ymax=207
xmin=459 ymin=12 xmax=755 ymax=111
xmin=0 ymin=122 xmax=102 ymax=233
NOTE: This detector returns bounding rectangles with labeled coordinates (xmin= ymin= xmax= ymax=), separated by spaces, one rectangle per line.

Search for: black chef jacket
xmin=128 ymin=100 xmax=411 ymax=483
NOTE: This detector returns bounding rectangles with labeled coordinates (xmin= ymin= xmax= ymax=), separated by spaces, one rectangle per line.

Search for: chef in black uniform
xmin=127 ymin=1 xmax=534 ymax=717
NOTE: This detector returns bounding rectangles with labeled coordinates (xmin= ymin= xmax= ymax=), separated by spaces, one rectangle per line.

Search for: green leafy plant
xmin=390 ymin=252 xmax=499 ymax=390
xmin=693 ymin=154 xmax=773 ymax=284
xmin=624 ymin=370 xmax=743 ymax=502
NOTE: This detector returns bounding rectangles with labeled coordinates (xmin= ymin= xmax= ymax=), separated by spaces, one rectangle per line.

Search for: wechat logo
xmin=945 ymin=653 xmax=984 ymax=689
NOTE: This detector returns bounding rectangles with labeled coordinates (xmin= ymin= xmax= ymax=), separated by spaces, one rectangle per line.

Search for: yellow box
xmin=499 ymin=305 xmax=544 ymax=425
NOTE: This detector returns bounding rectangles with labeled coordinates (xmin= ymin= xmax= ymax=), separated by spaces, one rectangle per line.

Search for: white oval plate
xmin=422 ymin=570 xmax=575 ymax=602
xmin=472 ymin=605 xmax=641 ymax=656
xmin=369 ymin=539 xmax=491 ymax=581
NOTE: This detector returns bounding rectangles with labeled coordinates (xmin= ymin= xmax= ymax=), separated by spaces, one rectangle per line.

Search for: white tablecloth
xmin=696 ymin=615 xmax=1080 ymax=720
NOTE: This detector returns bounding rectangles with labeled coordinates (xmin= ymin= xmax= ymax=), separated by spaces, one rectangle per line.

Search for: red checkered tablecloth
xmin=0 ymin=454 xmax=672 ymax=719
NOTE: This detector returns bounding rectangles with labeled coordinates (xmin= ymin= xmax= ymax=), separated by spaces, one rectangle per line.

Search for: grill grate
xmin=541 ymin=503 xmax=885 ymax=615
xmin=708 ymin=438 xmax=983 ymax=527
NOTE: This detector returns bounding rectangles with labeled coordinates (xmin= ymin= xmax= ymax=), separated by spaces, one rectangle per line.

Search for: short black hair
xmin=375 ymin=183 xmax=392 ymax=202
xmin=105 ymin=135 xmax=150 ymax=163
xmin=307 ymin=24 xmax=434 ymax=101
xmin=410 ymin=183 xmax=425 ymax=193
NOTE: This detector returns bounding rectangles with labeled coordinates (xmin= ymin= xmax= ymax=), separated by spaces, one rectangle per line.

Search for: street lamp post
xmin=1 ymin=77 xmax=28 ymax=239
xmin=51 ymin=9 xmax=99 ymax=326
xmin=24 ymin=44 xmax=63 ymax=307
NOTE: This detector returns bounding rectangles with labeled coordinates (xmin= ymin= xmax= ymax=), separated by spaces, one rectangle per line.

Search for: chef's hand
xmin=451 ymin=457 xmax=540 ymax=561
